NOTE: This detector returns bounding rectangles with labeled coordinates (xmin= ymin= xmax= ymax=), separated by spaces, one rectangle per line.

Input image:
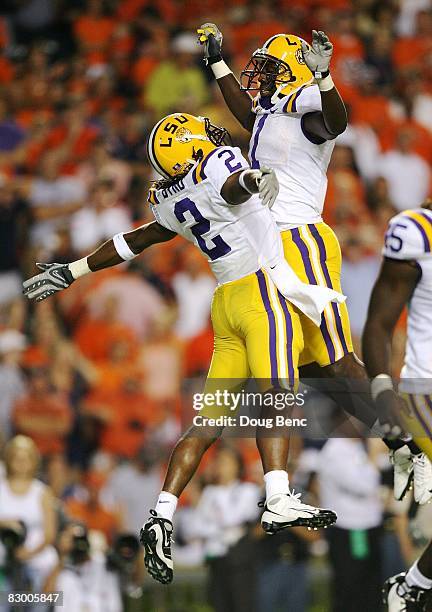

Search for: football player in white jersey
xmin=197 ymin=24 xmax=432 ymax=499
xmin=363 ymin=201 xmax=432 ymax=611
xmin=24 ymin=113 xmax=342 ymax=585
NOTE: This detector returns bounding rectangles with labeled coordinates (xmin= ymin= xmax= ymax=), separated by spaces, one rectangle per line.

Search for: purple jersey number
xmin=174 ymin=197 xmax=231 ymax=261
xmin=385 ymin=222 xmax=406 ymax=253
xmin=218 ymin=149 xmax=243 ymax=173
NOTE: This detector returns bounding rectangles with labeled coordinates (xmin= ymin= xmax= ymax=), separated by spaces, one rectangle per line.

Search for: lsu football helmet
xmin=241 ymin=34 xmax=313 ymax=97
xmin=147 ymin=113 xmax=232 ymax=179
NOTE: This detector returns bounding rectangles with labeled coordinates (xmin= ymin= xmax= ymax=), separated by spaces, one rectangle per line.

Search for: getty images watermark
xmin=192 ymin=389 xmax=308 ymax=429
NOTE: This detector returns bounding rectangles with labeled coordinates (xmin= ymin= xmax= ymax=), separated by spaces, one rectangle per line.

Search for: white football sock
xmin=406 ymin=561 xmax=432 ymax=590
xmin=155 ymin=491 xmax=178 ymax=521
xmin=264 ymin=470 xmax=289 ymax=500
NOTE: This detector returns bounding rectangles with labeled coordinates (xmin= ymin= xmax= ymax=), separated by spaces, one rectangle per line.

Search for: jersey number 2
xmin=174 ymin=197 xmax=232 ymax=261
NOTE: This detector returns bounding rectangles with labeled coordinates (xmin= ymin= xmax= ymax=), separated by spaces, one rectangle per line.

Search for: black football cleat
xmin=140 ymin=510 xmax=174 ymax=585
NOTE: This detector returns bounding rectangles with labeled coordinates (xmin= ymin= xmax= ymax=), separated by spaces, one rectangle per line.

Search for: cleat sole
xmin=261 ymin=510 xmax=337 ymax=534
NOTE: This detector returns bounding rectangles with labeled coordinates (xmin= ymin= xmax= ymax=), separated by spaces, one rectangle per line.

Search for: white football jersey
xmin=382 ymin=207 xmax=432 ymax=391
xmin=249 ymin=83 xmax=335 ymax=229
xmin=149 ymin=146 xmax=283 ymax=285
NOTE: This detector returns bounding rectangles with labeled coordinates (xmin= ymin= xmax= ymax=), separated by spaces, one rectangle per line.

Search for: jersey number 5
xmin=174 ymin=197 xmax=232 ymax=261
xmin=385 ymin=222 xmax=406 ymax=253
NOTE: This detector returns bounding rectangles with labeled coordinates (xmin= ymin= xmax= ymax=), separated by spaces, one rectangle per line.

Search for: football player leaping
xmin=24 ymin=113 xmax=343 ymax=584
xmin=363 ymin=201 xmax=432 ymax=611
xmin=197 ymin=24 xmax=432 ymax=504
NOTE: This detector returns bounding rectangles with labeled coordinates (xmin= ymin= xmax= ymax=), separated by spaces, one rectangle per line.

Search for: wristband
xmin=238 ymin=169 xmax=258 ymax=194
xmin=68 ymin=258 xmax=90 ymax=280
xmin=371 ymin=374 xmax=394 ymax=401
xmin=207 ymin=53 xmax=222 ymax=66
xmin=317 ymin=73 xmax=334 ymax=92
xmin=210 ymin=59 xmax=232 ymax=79
xmin=113 ymin=233 xmax=137 ymax=261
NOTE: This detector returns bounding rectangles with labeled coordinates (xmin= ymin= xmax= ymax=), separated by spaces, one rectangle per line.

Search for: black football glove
xmin=197 ymin=23 xmax=223 ymax=65
xmin=23 ymin=263 xmax=74 ymax=302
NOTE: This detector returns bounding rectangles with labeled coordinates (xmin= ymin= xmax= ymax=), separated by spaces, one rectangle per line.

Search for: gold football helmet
xmin=147 ymin=113 xmax=232 ymax=179
xmin=241 ymin=34 xmax=313 ymax=97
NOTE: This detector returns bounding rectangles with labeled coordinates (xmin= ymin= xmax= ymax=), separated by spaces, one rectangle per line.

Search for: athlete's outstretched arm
xmin=362 ymin=258 xmax=419 ymax=377
xmin=301 ymin=30 xmax=347 ymax=141
xmin=362 ymin=257 xmax=420 ymax=436
xmin=23 ymin=221 xmax=176 ymax=301
xmin=197 ymin=25 xmax=255 ymax=132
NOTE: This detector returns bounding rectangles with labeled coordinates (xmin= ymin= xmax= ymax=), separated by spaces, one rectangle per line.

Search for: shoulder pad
xmin=383 ymin=209 xmax=432 ymax=260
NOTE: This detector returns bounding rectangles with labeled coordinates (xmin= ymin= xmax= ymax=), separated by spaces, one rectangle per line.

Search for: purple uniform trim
xmin=277 ymin=291 xmax=295 ymax=388
xmin=409 ymin=395 xmax=432 ymax=439
xmin=250 ymin=115 xmax=268 ymax=169
xmin=420 ymin=211 xmax=432 ymax=228
xmin=282 ymin=84 xmax=308 ymax=113
xmin=405 ymin=216 xmax=431 ymax=252
xmin=308 ymin=224 xmax=349 ymax=356
xmin=290 ymin=227 xmax=336 ymax=363
xmin=199 ymin=147 xmax=221 ymax=181
xmin=256 ymin=270 xmax=279 ymax=386
xmin=192 ymin=164 xmax=200 ymax=185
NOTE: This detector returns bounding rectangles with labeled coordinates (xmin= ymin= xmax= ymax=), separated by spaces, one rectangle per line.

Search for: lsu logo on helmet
xmin=147 ymin=113 xmax=231 ymax=179
xmin=241 ymin=34 xmax=313 ymax=97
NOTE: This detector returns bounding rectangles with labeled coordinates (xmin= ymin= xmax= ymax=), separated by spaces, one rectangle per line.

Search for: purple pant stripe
xmin=409 ymin=395 xmax=432 ymax=439
xmin=308 ymin=224 xmax=349 ymax=355
xmin=290 ymin=228 xmax=336 ymax=363
xmin=277 ymin=291 xmax=295 ymax=388
xmin=423 ymin=395 xmax=432 ymax=430
xmin=256 ymin=270 xmax=279 ymax=386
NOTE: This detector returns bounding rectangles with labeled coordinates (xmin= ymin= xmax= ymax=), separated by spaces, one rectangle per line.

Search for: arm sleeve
xmin=382 ymin=210 xmax=432 ymax=261
xmin=202 ymin=146 xmax=249 ymax=197
xmin=280 ymin=83 xmax=322 ymax=115
xmin=147 ymin=190 xmax=177 ymax=233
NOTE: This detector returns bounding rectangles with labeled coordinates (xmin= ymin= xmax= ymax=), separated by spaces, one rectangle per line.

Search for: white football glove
xmin=197 ymin=23 xmax=223 ymax=65
xmin=23 ymin=263 xmax=74 ymax=302
xmin=256 ymin=167 xmax=279 ymax=208
xmin=301 ymin=30 xmax=333 ymax=79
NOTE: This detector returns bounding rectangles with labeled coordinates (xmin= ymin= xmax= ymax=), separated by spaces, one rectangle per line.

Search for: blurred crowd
xmin=1 ymin=0 xmax=432 ymax=610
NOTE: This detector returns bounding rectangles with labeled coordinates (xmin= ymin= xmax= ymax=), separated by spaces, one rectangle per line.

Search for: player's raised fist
xmin=301 ymin=30 xmax=333 ymax=79
xmin=197 ymin=23 xmax=223 ymax=65
xmin=23 ymin=262 xmax=74 ymax=302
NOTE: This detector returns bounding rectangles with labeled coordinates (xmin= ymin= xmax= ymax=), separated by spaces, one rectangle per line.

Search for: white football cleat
xmin=383 ymin=572 xmax=429 ymax=611
xmin=390 ymin=445 xmax=414 ymax=501
xmin=413 ymin=453 xmax=432 ymax=505
xmin=260 ymin=490 xmax=337 ymax=534
xmin=140 ymin=510 xmax=174 ymax=584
